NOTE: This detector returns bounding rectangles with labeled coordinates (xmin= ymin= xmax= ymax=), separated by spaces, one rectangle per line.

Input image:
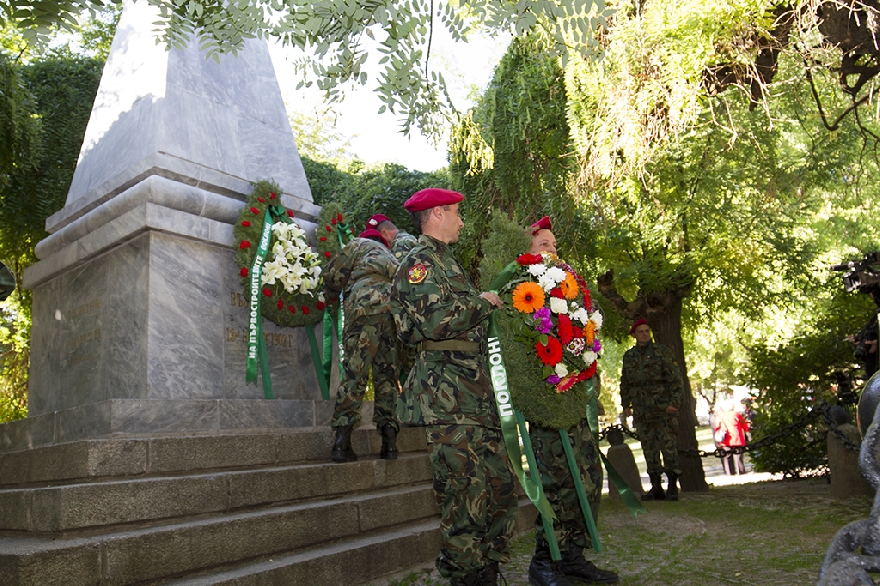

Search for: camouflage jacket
xmin=392 ymin=231 xmax=418 ymax=260
xmin=323 ymin=237 xmax=398 ymax=320
xmin=391 ymin=235 xmax=498 ymax=427
xmin=619 ymin=340 xmax=684 ymax=422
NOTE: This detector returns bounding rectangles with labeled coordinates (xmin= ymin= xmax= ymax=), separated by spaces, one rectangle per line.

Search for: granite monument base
xmin=17 ymin=189 xmax=341 ymax=450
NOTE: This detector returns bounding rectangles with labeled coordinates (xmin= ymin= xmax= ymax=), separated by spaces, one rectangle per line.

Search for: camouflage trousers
xmin=331 ymin=313 xmax=399 ymax=431
xmin=530 ymin=418 xmax=602 ymax=552
xmin=427 ymin=424 xmax=519 ymax=579
xmin=635 ymin=417 xmax=680 ymax=475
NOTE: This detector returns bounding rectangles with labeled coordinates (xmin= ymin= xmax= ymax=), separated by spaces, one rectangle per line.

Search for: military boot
xmin=641 ymin=473 xmax=665 ymax=501
xmin=379 ymin=423 xmax=398 ymax=459
xmin=665 ymin=472 xmax=679 ymax=501
xmin=528 ymin=545 xmax=573 ymax=586
xmin=558 ymin=544 xmax=619 ymax=584
xmin=331 ymin=424 xmax=357 ymax=463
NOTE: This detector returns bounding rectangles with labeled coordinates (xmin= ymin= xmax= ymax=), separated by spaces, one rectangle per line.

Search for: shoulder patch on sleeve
xmin=408 ymin=263 xmax=428 ymax=284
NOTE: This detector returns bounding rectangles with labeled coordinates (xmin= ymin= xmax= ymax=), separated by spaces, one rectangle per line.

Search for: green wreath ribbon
xmin=245 ymin=207 xmax=279 ymax=398
xmin=487 ymin=316 xmax=559 ymax=559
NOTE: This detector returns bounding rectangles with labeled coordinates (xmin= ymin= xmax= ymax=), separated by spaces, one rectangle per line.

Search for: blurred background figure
xmin=714 ymin=398 xmax=749 ymax=475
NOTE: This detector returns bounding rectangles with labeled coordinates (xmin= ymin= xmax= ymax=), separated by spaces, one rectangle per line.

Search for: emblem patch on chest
xmin=408 ymin=264 xmax=428 ymax=284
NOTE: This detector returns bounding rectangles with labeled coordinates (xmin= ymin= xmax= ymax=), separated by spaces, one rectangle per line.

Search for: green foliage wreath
xmin=481 ymin=213 xmax=597 ymax=430
xmin=234 ymin=181 xmax=350 ymax=328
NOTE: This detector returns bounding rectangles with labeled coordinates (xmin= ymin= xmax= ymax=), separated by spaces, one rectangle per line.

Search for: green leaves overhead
xmin=3 ymin=0 xmax=610 ymax=136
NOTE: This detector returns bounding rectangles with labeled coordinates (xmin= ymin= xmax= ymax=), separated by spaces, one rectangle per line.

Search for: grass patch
xmin=377 ymin=478 xmax=871 ymax=585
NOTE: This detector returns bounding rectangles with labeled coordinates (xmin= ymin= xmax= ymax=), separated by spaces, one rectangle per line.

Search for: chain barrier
xmin=598 ymin=400 xmax=861 ymax=460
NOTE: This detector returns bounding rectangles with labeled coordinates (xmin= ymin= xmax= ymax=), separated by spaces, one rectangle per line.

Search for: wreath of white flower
xmin=261 ymin=222 xmax=325 ymax=301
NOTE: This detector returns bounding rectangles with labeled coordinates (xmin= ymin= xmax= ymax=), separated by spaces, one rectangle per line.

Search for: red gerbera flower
xmin=517 ymin=253 xmax=543 ymax=265
xmin=239 ymin=241 xmax=251 ymax=249
xmin=535 ymin=337 xmax=563 ymax=366
xmin=572 ymin=326 xmax=583 ymax=339
xmin=557 ymin=315 xmax=574 ymax=345
xmin=549 ymin=287 xmax=564 ymax=299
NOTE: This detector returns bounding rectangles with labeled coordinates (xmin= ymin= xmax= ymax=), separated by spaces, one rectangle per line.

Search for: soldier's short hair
xmin=409 ymin=205 xmax=451 ymax=234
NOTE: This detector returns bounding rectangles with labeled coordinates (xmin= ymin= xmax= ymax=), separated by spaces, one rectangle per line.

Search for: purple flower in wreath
xmin=593 ymin=339 xmax=602 ymax=353
xmin=536 ymin=317 xmax=553 ymax=334
xmin=546 ymin=374 xmax=561 ymax=385
xmin=534 ymin=307 xmax=551 ymax=320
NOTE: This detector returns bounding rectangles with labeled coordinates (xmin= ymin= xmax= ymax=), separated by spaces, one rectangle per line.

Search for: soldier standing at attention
xmin=392 ymin=188 xmax=517 ymax=586
xmin=620 ymin=318 xmax=684 ymax=501
xmin=324 ymin=227 xmax=401 ymax=462
xmin=525 ymin=218 xmax=619 ymax=586
xmin=365 ymin=213 xmax=419 ymax=260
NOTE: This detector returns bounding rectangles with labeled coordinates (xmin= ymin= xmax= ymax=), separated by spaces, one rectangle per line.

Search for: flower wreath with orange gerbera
xmin=493 ymin=251 xmax=604 ymax=428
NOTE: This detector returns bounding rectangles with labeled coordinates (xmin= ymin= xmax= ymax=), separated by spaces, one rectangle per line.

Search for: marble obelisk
xmin=4 ymin=0 xmax=333 ymax=450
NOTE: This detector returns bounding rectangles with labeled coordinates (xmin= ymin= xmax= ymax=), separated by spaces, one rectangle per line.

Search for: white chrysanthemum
xmin=549 ymin=297 xmax=569 ymax=315
xmin=571 ymin=307 xmax=589 ymax=325
xmin=591 ymin=312 xmax=604 ymax=329
xmin=538 ymin=266 xmax=566 ymax=291
xmin=583 ymin=350 xmax=598 ymax=365
xmin=528 ymin=263 xmax=547 ymax=277
xmin=555 ymin=362 xmax=569 ymax=378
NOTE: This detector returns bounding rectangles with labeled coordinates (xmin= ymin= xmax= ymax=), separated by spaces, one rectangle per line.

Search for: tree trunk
xmin=597 ymin=270 xmax=709 ymax=492
xmin=648 ymin=295 xmax=709 ymax=492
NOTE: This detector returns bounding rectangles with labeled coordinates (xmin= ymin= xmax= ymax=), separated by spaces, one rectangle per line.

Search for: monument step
xmin=0 ymin=452 xmax=431 ymax=533
xmin=0 ymin=483 xmax=440 ymax=586
xmin=0 ymin=426 xmax=427 ymax=487
xmin=162 ymin=519 xmax=442 ymax=586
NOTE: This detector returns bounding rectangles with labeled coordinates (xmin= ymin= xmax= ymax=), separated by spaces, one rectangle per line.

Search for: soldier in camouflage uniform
xmin=392 ymin=188 xmax=517 ymax=586
xmin=366 ymin=213 xmax=419 ymax=261
xmin=620 ymin=318 xmax=684 ymax=501
xmin=526 ymin=218 xmax=619 ymax=586
xmin=324 ymin=228 xmax=401 ymax=462
xmin=366 ymin=213 xmax=420 ymax=382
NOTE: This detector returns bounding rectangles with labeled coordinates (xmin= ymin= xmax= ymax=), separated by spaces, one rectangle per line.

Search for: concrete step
xmin=164 ymin=499 xmax=538 ymax=586
xmin=0 ymin=483 xmax=440 ymax=586
xmin=0 ymin=452 xmax=431 ymax=533
xmin=163 ymin=519 xmax=443 ymax=586
xmin=0 ymin=426 xmax=427 ymax=487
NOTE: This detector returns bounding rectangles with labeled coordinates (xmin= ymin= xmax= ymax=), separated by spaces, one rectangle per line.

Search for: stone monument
xmin=1 ymin=0 xmax=332 ymax=451
xmin=605 ymin=427 xmax=644 ymax=499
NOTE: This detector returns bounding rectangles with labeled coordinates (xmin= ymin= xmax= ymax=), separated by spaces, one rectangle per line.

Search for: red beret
xmin=404 ymin=188 xmax=463 ymax=212
xmin=359 ymin=228 xmax=390 ymax=248
xmin=629 ymin=318 xmax=648 ymax=335
xmin=366 ymin=214 xmax=392 ymax=229
xmin=531 ymin=216 xmax=553 ymax=235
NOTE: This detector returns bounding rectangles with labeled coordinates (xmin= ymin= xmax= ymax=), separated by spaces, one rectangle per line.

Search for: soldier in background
xmin=525 ymin=217 xmax=619 ymax=586
xmin=365 ymin=213 xmax=418 ymax=260
xmin=620 ymin=318 xmax=684 ymax=501
xmin=324 ymin=227 xmax=401 ymax=462
xmin=392 ymin=187 xmax=516 ymax=586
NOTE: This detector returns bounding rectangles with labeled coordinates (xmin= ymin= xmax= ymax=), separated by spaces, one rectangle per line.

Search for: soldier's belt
xmin=416 ymin=340 xmax=485 ymax=353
